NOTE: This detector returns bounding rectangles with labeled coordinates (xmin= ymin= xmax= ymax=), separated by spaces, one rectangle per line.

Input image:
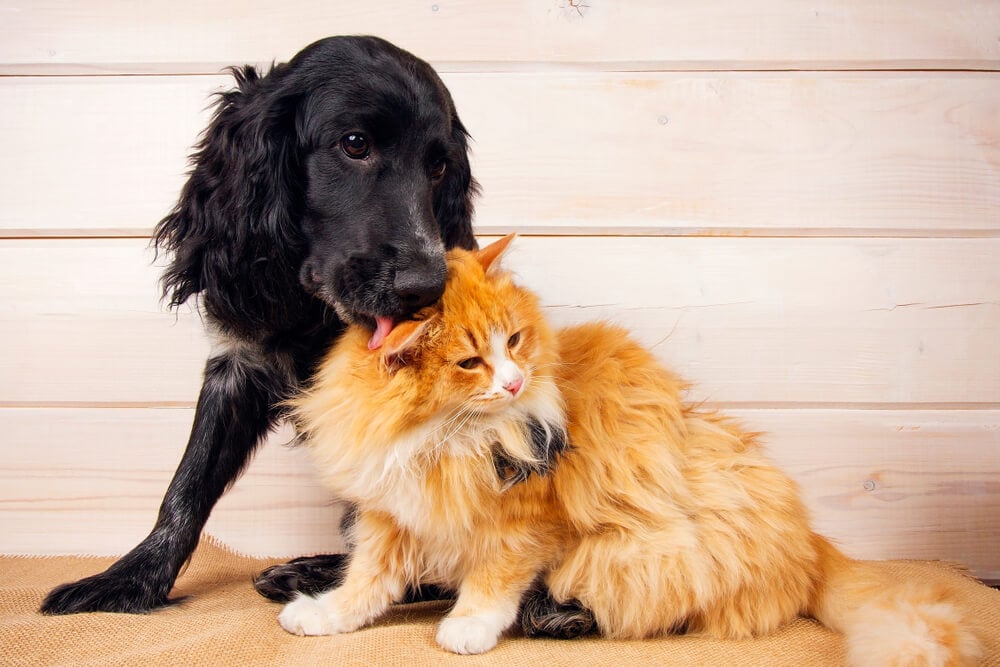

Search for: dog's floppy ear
xmin=152 ymin=65 xmax=305 ymax=318
xmin=435 ymin=113 xmax=480 ymax=252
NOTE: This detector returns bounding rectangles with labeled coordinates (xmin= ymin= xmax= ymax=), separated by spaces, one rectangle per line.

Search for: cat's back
xmin=553 ymin=322 xmax=687 ymax=399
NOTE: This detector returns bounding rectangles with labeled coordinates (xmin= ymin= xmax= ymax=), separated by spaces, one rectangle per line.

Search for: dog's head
xmin=292 ymin=38 xmax=477 ymax=339
xmin=154 ymin=36 xmax=478 ymax=341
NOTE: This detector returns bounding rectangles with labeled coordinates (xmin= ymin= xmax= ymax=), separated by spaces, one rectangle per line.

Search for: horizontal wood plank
xmin=464 ymin=72 xmax=1000 ymax=235
xmin=751 ymin=408 xmax=1000 ymax=581
xmin=0 ymin=408 xmax=347 ymax=558
xmin=1 ymin=236 xmax=998 ymax=406
xmin=0 ymin=239 xmax=210 ymax=404
xmin=1 ymin=1 xmax=998 ymax=74
xmin=2 ymin=407 xmax=996 ymax=580
xmin=2 ymin=73 xmax=999 ymax=237
xmin=0 ymin=76 xmax=217 ymax=237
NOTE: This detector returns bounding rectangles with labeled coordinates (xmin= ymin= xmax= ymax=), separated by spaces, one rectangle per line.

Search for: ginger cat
xmin=279 ymin=235 xmax=982 ymax=664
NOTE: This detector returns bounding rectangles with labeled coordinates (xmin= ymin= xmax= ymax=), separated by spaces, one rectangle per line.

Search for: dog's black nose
xmin=393 ymin=265 xmax=445 ymax=311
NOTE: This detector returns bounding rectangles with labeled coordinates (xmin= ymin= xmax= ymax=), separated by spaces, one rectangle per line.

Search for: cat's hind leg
xmin=545 ymin=531 xmax=703 ymax=639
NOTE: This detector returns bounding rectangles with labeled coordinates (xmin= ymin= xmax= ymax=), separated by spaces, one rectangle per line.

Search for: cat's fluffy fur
xmin=279 ymin=235 xmax=982 ymax=663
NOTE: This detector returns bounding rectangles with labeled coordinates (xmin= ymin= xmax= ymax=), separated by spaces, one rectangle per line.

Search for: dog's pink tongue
xmin=368 ymin=316 xmax=395 ymax=351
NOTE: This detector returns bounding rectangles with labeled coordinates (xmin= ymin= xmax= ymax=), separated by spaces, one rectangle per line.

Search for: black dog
xmin=41 ymin=35 xmax=478 ymax=615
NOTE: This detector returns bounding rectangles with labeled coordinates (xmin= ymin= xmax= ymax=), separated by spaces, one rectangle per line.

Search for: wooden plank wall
xmin=1 ymin=2 xmax=998 ymax=581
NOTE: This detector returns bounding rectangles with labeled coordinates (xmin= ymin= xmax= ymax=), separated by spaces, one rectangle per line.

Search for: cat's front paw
xmin=279 ymin=594 xmax=333 ymax=636
xmin=278 ymin=594 xmax=361 ymax=636
xmin=436 ymin=615 xmax=502 ymax=654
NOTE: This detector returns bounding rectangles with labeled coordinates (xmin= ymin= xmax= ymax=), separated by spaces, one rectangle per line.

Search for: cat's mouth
xmin=366 ymin=316 xmax=396 ymax=351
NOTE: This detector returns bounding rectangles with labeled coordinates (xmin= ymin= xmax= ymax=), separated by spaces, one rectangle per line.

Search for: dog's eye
xmin=341 ymin=133 xmax=370 ymax=159
xmin=429 ymin=158 xmax=447 ymax=180
xmin=457 ymin=357 xmax=482 ymax=370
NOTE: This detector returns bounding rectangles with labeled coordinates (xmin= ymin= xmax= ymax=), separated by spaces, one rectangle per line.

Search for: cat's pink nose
xmin=503 ymin=377 xmax=523 ymax=396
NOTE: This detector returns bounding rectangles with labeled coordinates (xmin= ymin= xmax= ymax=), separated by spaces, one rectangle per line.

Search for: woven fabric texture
xmin=2 ymin=537 xmax=997 ymax=666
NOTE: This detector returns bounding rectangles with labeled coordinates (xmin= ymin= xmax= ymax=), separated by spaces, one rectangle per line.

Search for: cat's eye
xmin=507 ymin=331 xmax=521 ymax=348
xmin=457 ymin=357 xmax=482 ymax=370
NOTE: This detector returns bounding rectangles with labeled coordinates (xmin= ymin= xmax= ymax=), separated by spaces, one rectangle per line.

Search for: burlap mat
xmin=2 ymin=536 xmax=997 ymax=666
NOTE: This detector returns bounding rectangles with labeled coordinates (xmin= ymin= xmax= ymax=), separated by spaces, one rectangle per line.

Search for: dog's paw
xmin=436 ymin=615 xmax=502 ymax=654
xmin=41 ymin=571 xmax=175 ymax=615
xmin=278 ymin=594 xmax=362 ymax=636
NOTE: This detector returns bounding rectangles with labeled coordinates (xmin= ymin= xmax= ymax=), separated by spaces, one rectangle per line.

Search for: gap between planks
xmin=2 ymin=62 xmax=1000 ymax=77
xmin=4 ymin=228 xmax=1000 ymax=241
xmin=4 ymin=402 xmax=1000 ymax=411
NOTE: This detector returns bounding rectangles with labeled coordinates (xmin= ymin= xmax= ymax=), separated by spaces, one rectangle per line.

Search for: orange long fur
xmin=279 ymin=235 xmax=983 ymax=663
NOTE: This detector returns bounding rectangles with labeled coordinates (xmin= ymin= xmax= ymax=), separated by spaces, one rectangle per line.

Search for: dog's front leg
xmin=40 ymin=348 xmax=290 ymax=614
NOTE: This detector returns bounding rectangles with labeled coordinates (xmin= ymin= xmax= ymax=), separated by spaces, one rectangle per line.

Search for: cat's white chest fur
xmin=314 ymin=417 xmax=484 ymax=534
xmin=327 ymin=428 xmax=429 ymax=504
xmin=370 ymin=459 xmax=433 ymax=532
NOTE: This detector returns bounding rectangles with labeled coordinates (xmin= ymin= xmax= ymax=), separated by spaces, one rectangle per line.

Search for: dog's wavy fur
xmin=41 ymin=35 xmax=479 ymax=615
xmin=280 ymin=236 xmax=983 ymax=663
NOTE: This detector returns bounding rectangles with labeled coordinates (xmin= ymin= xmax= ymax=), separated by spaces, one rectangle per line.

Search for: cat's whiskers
xmin=535 ymin=375 xmax=580 ymax=392
xmin=429 ymin=391 xmax=522 ymax=456
xmin=430 ymin=404 xmax=480 ymax=454
xmin=532 ymin=360 xmax=582 ymax=370
xmin=381 ymin=400 xmax=479 ymax=481
xmin=526 ymin=371 xmax=578 ymax=399
xmin=425 ymin=398 xmax=478 ymax=441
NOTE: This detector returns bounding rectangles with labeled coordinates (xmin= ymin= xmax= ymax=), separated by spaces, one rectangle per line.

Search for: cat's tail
xmin=808 ymin=534 xmax=983 ymax=666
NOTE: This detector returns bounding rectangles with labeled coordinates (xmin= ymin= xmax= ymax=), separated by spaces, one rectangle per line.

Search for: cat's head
xmin=294 ymin=234 xmax=565 ymax=478
xmin=375 ymin=234 xmax=560 ymax=424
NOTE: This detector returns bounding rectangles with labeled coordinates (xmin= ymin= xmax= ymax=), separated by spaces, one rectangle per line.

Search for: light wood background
xmin=1 ymin=2 xmax=998 ymax=582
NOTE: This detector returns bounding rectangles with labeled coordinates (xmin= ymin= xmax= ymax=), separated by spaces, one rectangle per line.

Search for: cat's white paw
xmin=436 ymin=615 xmax=502 ymax=654
xmin=278 ymin=594 xmax=361 ymax=636
xmin=279 ymin=595 xmax=333 ymax=636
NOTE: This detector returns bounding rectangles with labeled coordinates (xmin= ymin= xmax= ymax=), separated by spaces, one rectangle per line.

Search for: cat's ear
xmin=382 ymin=314 xmax=438 ymax=371
xmin=475 ymin=233 xmax=517 ymax=275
